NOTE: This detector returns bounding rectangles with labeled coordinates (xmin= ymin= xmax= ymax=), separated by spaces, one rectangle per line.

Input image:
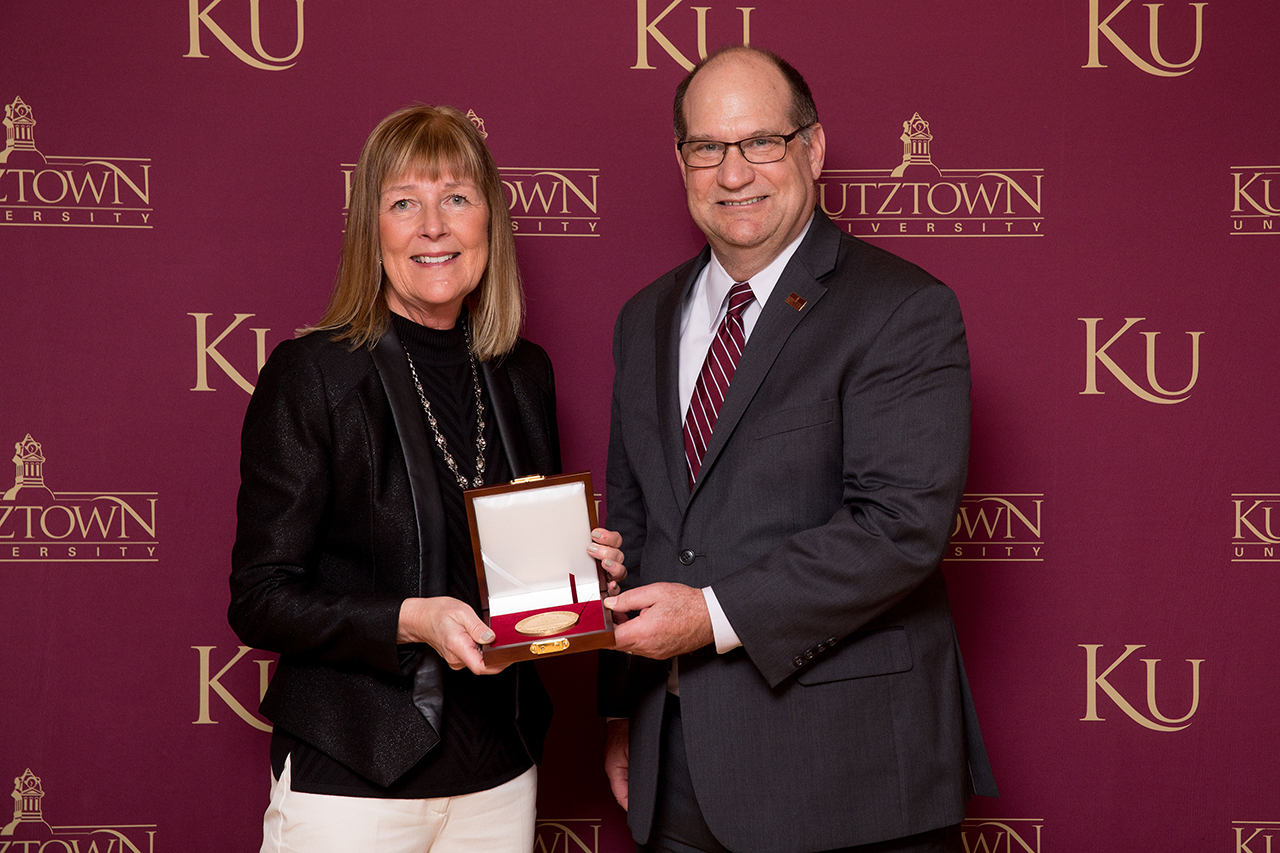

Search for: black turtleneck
xmin=393 ymin=311 xmax=513 ymax=607
xmin=271 ymin=311 xmax=530 ymax=798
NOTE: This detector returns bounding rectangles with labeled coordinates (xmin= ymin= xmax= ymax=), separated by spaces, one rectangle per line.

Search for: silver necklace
xmin=403 ymin=320 xmax=486 ymax=489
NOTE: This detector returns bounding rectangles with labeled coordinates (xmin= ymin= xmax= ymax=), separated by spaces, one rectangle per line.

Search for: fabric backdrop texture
xmin=1 ymin=2 xmax=1276 ymax=851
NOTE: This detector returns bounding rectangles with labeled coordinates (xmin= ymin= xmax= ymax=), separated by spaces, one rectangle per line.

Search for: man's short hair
xmin=672 ymin=45 xmax=820 ymax=141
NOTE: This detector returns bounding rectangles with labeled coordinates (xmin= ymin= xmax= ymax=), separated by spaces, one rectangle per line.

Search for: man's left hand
xmin=605 ymin=582 xmax=714 ymax=659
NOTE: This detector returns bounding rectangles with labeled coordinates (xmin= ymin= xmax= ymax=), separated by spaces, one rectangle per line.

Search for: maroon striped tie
xmin=683 ymin=281 xmax=755 ymax=488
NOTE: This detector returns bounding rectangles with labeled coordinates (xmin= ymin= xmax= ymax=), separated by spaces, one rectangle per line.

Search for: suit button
xmin=679 ymin=549 xmax=695 ymax=565
xmin=804 ymin=650 xmax=816 ymax=661
xmin=793 ymin=656 xmax=805 ymax=668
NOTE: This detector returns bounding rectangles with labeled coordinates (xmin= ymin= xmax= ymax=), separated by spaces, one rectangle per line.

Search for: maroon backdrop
xmin=3 ymin=2 xmax=1278 ymax=851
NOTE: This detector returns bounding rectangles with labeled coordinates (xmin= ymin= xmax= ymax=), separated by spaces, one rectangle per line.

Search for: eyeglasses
xmin=676 ymin=125 xmax=813 ymax=168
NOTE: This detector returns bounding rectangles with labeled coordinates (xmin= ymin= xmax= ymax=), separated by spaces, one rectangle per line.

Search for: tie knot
xmin=727 ymin=281 xmax=754 ymax=317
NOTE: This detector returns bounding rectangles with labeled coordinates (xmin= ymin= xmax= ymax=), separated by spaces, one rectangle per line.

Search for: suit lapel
xmin=372 ymin=325 xmax=452 ymax=741
xmin=657 ymin=247 xmax=711 ymax=517
xmin=689 ymin=214 xmax=841 ymax=501
xmin=371 ymin=328 xmax=448 ymax=598
xmin=481 ymin=358 xmax=535 ymax=478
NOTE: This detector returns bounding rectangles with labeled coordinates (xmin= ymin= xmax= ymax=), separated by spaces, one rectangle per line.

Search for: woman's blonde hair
xmin=306 ymin=104 xmax=523 ymax=360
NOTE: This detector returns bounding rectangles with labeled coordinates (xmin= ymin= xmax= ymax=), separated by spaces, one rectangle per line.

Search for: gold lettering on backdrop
xmin=501 ymin=169 xmax=602 ymax=237
xmin=1233 ymin=171 xmax=1280 ymax=214
xmin=820 ymin=113 xmax=1045 ymax=238
xmin=1079 ymin=317 xmax=1203 ymax=404
xmin=1231 ymin=494 xmax=1280 ymax=563
xmin=958 ymin=819 xmax=1043 ymax=853
xmin=193 ymin=645 xmax=274 ymax=731
xmin=1231 ymin=167 xmax=1280 ymax=236
xmin=1233 ymin=822 xmax=1280 ymax=853
xmin=0 ymin=434 xmax=160 ymax=563
xmin=0 ymin=769 xmax=159 ymax=848
xmin=1 ymin=97 xmax=154 ymax=229
xmin=1080 ymin=644 xmax=1203 ymax=732
xmin=632 ymin=0 xmax=753 ymax=71
xmin=343 ymin=155 xmax=604 ymax=236
xmin=1235 ymin=498 xmax=1280 ymax=543
xmin=185 ymin=0 xmax=306 ymax=71
xmin=189 ymin=313 xmax=270 ymax=393
xmin=533 ymin=820 xmax=601 ymax=853
xmin=1083 ymin=0 xmax=1206 ymax=77
xmin=946 ymin=494 xmax=1044 ymax=563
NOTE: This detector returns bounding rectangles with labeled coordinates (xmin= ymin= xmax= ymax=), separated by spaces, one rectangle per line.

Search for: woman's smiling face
xmin=378 ymin=171 xmax=490 ymax=329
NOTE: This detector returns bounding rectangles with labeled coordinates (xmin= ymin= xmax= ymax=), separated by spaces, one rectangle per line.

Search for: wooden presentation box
xmin=464 ymin=471 xmax=616 ymax=665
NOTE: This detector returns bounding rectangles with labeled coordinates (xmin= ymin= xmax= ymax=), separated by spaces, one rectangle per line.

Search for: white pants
xmin=260 ymin=756 xmax=537 ymax=853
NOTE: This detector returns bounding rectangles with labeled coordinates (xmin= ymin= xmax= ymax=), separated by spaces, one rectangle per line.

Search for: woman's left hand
xmin=398 ymin=596 xmax=508 ymax=675
xmin=588 ymin=528 xmax=625 ymax=596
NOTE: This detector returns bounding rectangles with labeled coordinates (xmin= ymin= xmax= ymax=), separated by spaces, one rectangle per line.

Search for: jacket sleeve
xmin=714 ymin=282 xmax=971 ymax=688
xmin=599 ymin=300 xmax=668 ymax=716
xmin=227 ymin=339 xmax=407 ymax=677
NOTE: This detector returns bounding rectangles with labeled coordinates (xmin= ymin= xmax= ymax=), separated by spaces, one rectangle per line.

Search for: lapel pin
xmin=785 ymin=293 xmax=807 ymax=311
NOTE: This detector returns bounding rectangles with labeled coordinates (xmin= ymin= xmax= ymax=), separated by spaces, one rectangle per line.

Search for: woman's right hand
xmin=398 ymin=596 xmax=507 ymax=675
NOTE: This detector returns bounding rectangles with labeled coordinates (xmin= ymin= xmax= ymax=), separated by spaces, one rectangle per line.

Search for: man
xmin=600 ymin=46 xmax=997 ymax=853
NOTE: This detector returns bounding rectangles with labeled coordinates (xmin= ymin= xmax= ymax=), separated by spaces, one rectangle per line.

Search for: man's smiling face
xmin=677 ymin=51 xmax=825 ymax=281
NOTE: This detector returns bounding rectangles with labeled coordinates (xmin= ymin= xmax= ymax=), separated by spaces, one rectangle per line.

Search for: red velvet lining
xmin=487 ymin=600 xmax=608 ymax=648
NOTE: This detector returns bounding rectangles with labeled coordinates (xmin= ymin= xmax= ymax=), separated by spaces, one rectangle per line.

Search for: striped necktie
xmin=683 ymin=281 xmax=755 ymax=488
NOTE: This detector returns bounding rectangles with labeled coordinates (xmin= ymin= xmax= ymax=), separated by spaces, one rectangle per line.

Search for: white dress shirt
xmin=679 ymin=214 xmax=814 ymax=661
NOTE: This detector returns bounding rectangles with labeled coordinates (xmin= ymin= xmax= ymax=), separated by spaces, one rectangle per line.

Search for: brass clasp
xmin=529 ymin=637 xmax=570 ymax=655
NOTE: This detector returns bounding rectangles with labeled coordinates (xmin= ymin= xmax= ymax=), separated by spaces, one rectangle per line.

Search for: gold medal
xmin=514 ymin=610 xmax=580 ymax=637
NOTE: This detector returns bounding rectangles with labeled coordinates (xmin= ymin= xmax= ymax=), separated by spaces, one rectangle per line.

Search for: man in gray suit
xmin=600 ymin=46 xmax=997 ymax=853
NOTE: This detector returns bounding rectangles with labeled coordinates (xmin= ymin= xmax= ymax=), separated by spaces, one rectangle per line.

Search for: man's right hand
xmin=605 ymin=582 xmax=714 ymax=659
xmin=604 ymin=718 xmax=630 ymax=811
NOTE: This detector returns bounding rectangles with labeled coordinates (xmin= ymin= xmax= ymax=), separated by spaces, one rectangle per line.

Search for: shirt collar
xmin=702 ymin=212 xmax=815 ymax=331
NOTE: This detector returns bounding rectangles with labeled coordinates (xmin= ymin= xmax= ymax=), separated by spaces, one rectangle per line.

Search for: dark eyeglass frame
xmin=676 ymin=125 xmax=814 ymax=168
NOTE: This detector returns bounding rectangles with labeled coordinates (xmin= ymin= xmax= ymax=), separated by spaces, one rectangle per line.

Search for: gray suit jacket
xmin=602 ymin=212 xmax=997 ymax=852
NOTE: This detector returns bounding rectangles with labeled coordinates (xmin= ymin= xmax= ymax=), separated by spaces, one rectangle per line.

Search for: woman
xmin=229 ymin=104 xmax=624 ymax=852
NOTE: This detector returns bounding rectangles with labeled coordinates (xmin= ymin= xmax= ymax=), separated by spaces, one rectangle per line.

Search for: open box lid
xmin=464 ymin=472 xmax=615 ymax=663
xmin=466 ymin=473 xmax=601 ymax=614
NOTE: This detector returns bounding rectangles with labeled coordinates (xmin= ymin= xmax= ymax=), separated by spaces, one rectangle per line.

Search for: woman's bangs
xmin=388 ymin=123 xmax=483 ymax=188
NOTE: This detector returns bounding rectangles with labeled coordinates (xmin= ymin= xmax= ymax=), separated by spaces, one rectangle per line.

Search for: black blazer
xmin=230 ymin=325 xmax=558 ymax=788
xmin=603 ymin=213 xmax=997 ymax=852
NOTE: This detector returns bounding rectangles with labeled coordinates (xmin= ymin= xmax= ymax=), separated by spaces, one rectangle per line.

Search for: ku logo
xmin=1235 ymin=497 xmax=1280 ymax=545
xmin=1083 ymin=0 xmax=1206 ymax=77
xmin=1230 ymin=168 xmax=1280 ymax=235
xmin=1080 ymin=644 xmax=1203 ymax=732
xmin=190 ymin=312 xmax=271 ymax=394
xmin=1233 ymin=822 xmax=1280 ymax=853
xmin=185 ymin=0 xmax=306 ymax=71
xmin=1232 ymin=494 xmax=1280 ymax=562
xmin=1234 ymin=171 xmax=1280 ymax=215
xmin=632 ymin=0 xmax=753 ymax=71
xmin=193 ymin=645 xmax=274 ymax=731
xmin=1080 ymin=317 xmax=1203 ymax=404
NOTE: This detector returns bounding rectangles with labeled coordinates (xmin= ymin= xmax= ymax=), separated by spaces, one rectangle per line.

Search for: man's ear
xmin=675 ymin=139 xmax=689 ymax=186
xmin=805 ymin=123 xmax=826 ymax=179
